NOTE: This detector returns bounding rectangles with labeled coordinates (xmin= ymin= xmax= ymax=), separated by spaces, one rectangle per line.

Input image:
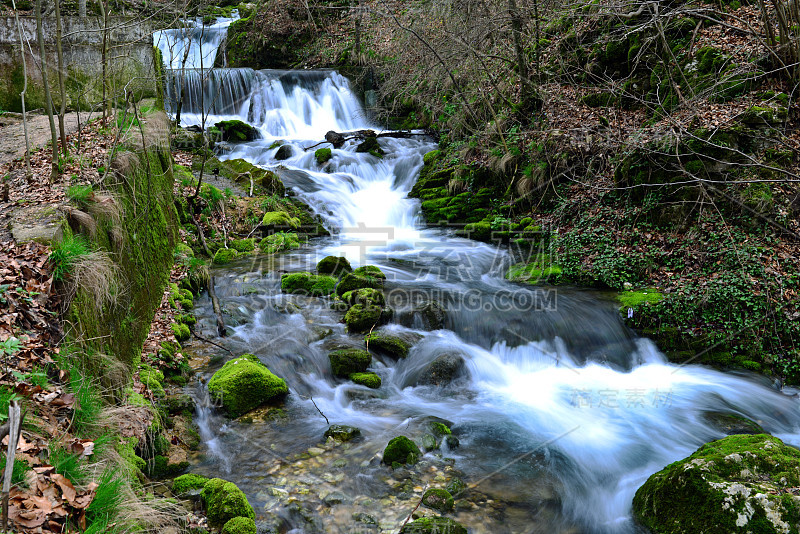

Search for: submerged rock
xmin=324 ymin=424 xmax=362 ymax=442
xmin=702 ymin=411 xmax=765 ymax=435
xmin=419 ymin=352 xmax=468 ymax=386
xmin=275 ymin=144 xmax=292 ymax=160
xmin=344 ymin=304 xmax=383 ymax=333
xmin=413 ymin=301 xmax=446 ymax=330
xmin=422 ymin=488 xmax=455 ymax=512
xmin=633 ymin=434 xmax=800 ymax=534
xmin=383 ymin=436 xmax=421 ymax=466
xmin=207 ymin=355 xmax=288 ymax=417
xmin=201 ymin=478 xmax=255 ymax=529
xmin=328 ymin=349 xmax=372 ymax=377
xmin=400 ymin=517 xmax=467 ymax=534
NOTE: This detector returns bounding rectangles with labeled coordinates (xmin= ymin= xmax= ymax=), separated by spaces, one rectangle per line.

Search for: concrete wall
xmin=0 ymin=16 xmax=157 ymax=112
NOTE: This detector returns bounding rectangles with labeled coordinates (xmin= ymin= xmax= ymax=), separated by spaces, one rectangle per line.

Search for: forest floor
xmin=0 ymin=112 xmax=85 ymax=168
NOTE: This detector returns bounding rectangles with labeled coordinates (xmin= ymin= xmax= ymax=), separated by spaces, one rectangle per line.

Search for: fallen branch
xmin=302 ymin=129 xmax=429 ymax=151
xmin=191 ymin=214 xmax=213 ymax=258
xmin=191 ymin=330 xmax=234 ymax=355
xmin=308 ymin=394 xmax=329 ymax=425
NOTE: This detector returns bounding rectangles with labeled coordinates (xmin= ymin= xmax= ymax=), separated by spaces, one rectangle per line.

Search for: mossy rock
xmin=221 ymin=517 xmax=257 ymax=534
xmin=421 ymin=488 xmax=454 ymax=512
xmin=316 ymin=255 xmax=352 ymax=275
xmin=355 ymin=136 xmax=385 ymax=158
xmin=401 ymin=517 xmax=467 ymax=534
xmin=171 ymin=322 xmax=191 ymax=342
xmin=315 ymin=148 xmax=333 ymax=164
xmin=261 ymin=211 xmax=300 ymax=229
xmin=328 ymin=349 xmax=371 ymax=377
xmin=176 ymin=313 xmax=196 ymax=326
xmin=172 ymin=473 xmax=210 ymax=495
xmin=259 ymin=232 xmax=301 ymax=254
xmin=207 ymin=356 xmax=288 ymax=417
xmin=201 ymin=478 xmax=255 ymax=529
xmin=701 ymin=411 xmax=765 ymax=435
xmin=280 ymin=272 xmax=337 ymax=296
xmin=336 ymin=265 xmax=386 ymax=296
xmin=365 ymin=332 xmax=410 ymax=359
xmin=350 ymin=372 xmax=381 ymax=389
xmin=213 ymin=248 xmax=238 ymax=265
xmin=139 ymin=366 xmax=166 ymax=397
xmin=230 ymin=238 xmax=256 ymax=253
xmin=324 ymin=424 xmax=361 ymax=442
xmin=632 ymin=434 xmax=800 ymax=534
xmin=275 ymin=145 xmax=292 ymax=160
xmin=213 ymin=120 xmax=260 ymax=143
xmin=198 ymin=157 xmax=284 ymax=195
xmin=342 ymin=288 xmax=385 ymax=308
xmin=383 ymin=436 xmax=421 ymax=466
xmin=429 ymin=421 xmax=452 ymax=436
xmin=344 ymin=304 xmax=383 ymax=333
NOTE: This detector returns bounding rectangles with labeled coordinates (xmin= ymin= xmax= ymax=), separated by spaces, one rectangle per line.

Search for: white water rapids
xmin=157 ymin=18 xmax=800 ymax=533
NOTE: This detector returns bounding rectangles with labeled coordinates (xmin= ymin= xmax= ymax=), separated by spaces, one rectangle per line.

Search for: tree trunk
xmin=11 ymin=0 xmax=31 ymax=177
xmin=35 ymin=0 xmax=59 ymax=181
xmin=100 ymin=0 xmax=109 ymax=119
xmin=508 ymin=0 xmax=529 ymax=98
xmin=54 ymin=0 xmax=68 ymax=158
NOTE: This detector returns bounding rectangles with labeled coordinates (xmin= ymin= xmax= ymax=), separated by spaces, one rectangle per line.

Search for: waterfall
xmin=153 ymin=14 xmax=239 ymax=70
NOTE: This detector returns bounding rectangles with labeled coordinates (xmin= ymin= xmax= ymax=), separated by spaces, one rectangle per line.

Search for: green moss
xmin=201 ymin=478 xmax=255 ymax=529
xmin=617 ymin=290 xmax=664 ymax=308
xmin=198 ymin=157 xmax=284 ymax=195
xmin=316 ymin=255 xmax=352 ymax=275
xmin=336 ymin=266 xmax=386 ymax=296
xmin=207 ymin=356 xmax=288 ymax=417
xmin=259 ymin=232 xmax=301 ymax=254
xmin=633 ymin=434 xmax=800 ymax=534
xmin=506 ymin=256 xmax=563 ymax=285
xmin=342 ymin=288 xmax=385 ymax=307
xmin=383 ymin=436 xmax=421 ymax=466
xmin=176 ymin=313 xmax=196 ymax=326
xmin=221 ymin=516 xmax=257 ymax=534
xmin=280 ymin=272 xmax=337 ymax=296
xmin=401 ymin=517 xmax=467 ymax=534
xmin=349 ymin=372 xmax=381 ymax=389
xmin=173 ymin=473 xmax=210 ymax=494
xmin=315 ymin=148 xmax=333 ymax=164
xmin=429 ymin=421 xmax=451 ymax=436
xmin=421 ymin=488 xmax=454 ymax=512
xmin=365 ymin=332 xmax=409 ymax=359
xmin=170 ymin=322 xmax=191 ymax=342
xmin=230 ymin=238 xmax=256 ymax=253
xmin=213 ymin=120 xmax=259 ymax=142
xmin=213 ymin=248 xmax=239 ymax=265
xmin=261 ymin=211 xmax=300 ymax=228
xmin=344 ymin=304 xmax=383 ymax=333
xmin=355 ymin=137 xmax=385 ymax=158
xmin=328 ymin=349 xmax=371 ymax=377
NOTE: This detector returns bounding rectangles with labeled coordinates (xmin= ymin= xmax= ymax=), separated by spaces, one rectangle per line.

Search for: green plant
xmin=66 ymin=184 xmax=94 ymax=205
xmin=11 ymin=367 xmax=49 ymax=388
xmin=84 ymin=469 xmax=125 ymax=533
xmin=49 ymin=234 xmax=91 ymax=281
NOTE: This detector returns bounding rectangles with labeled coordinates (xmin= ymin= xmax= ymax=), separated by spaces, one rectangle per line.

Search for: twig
xmin=191 ymin=330 xmax=234 ymax=355
xmin=308 ymin=394 xmax=329 ymax=425
xmin=191 ymin=215 xmax=213 ymax=258
xmin=398 ymin=489 xmax=427 ymax=531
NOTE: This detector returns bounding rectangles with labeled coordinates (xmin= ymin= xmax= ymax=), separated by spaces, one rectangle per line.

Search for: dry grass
xmin=64 ymin=207 xmax=98 ymax=239
xmin=111 ymin=150 xmax=141 ymax=179
xmin=71 ymin=251 xmax=121 ymax=313
xmin=87 ymin=193 xmax=123 ymax=226
xmin=109 ymin=225 xmax=126 ymax=254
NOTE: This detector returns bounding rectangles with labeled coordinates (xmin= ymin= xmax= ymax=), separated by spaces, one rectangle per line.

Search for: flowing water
xmin=157 ymin=19 xmax=800 ymax=534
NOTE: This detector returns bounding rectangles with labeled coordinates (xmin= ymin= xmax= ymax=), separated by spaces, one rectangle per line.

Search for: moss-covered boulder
xmin=195 ymin=157 xmax=284 ymax=195
xmin=212 ymin=120 xmax=260 ymax=143
xmin=201 ymin=478 xmax=255 ymax=529
xmin=230 ymin=238 xmax=256 ymax=253
xmin=422 ymin=488 xmax=454 ymax=512
xmin=207 ymin=355 xmax=288 ymax=417
xmin=328 ymin=349 xmax=371 ymax=377
xmin=262 ymin=211 xmax=301 ymax=229
xmin=350 ymin=372 xmax=381 ymax=389
xmin=259 ymin=232 xmax=301 ymax=254
xmin=316 ymin=255 xmax=352 ymax=275
xmin=418 ymin=352 xmax=468 ymax=386
xmin=400 ymin=517 xmax=467 ymax=534
xmin=344 ymin=304 xmax=383 ymax=333
xmin=171 ymin=322 xmax=191 ymax=342
xmin=221 ymin=516 xmax=257 ymax=534
xmin=324 ymin=424 xmax=361 ymax=442
xmin=341 ymin=288 xmax=384 ymax=307
xmin=336 ymin=265 xmax=386 ymax=296
xmin=315 ymin=148 xmax=332 ymax=164
xmin=213 ymin=248 xmax=238 ymax=265
xmin=365 ymin=332 xmax=410 ymax=359
xmin=632 ymin=434 xmax=800 ymax=534
xmin=280 ymin=272 xmax=336 ymax=296
xmin=172 ymin=473 xmax=210 ymax=495
xmin=355 ymin=136 xmax=385 ymax=158
xmin=383 ymin=436 xmax=421 ymax=466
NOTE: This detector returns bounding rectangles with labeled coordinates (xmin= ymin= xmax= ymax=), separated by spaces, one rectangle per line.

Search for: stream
xmin=155 ymin=17 xmax=800 ymax=534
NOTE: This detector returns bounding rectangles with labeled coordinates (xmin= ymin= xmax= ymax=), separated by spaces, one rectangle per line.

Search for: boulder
xmin=213 ymin=248 xmax=238 ymax=265
xmin=212 ymin=120 xmax=260 ymax=142
xmin=355 ymin=136 xmax=385 ymax=158
xmin=701 ymin=411 xmax=765 ymax=435
xmin=314 ymin=148 xmax=333 ymax=164
xmin=280 ymin=272 xmax=336 ymax=297
xmin=207 ymin=355 xmax=288 ymax=417
xmin=383 ymin=436 xmax=421 ymax=466
xmin=419 ymin=352 xmax=468 ymax=386
xmin=336 ymin=265 xmax=386 ymax=296
xmin=221 ymin=516 xmax=257 ymax=534
xmin=261 ymin=211 xmax=300 ymax=230
xmin=275 ymin=144 xmax=293 ymax=160
xmin=324 ymin=425 xmax=361 ymax=442
xmin=172 ymin=473 xmax=210 ymax=495
xmin=421 ymin=488 xmax=454 ymax=512
xmin=201 ymin=478 xmax=255 ymax=529
xmin=344 ymin=304 xmax=383 ymax=333
xmin=633 ymin=434 xmax=800 ymax=534
xmin=365 ymin=332 xmax=410 ymax=359
xmin=328 ymin=349 xmax=371 ymax=377
xmin=342 ymin=288 xmax=385 ymax=307
xmin=414 ymin=301 xmax=446 ymax=330
xmin=316 ymin=255 xmax=352 ymax=275
xmin=350 ymin=372 xmax=381 ymax=389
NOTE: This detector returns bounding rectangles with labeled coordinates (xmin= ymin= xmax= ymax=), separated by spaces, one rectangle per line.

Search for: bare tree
xmin=54 ymin=0 xmax=69 ymax=158
xmin=11 ymin=0 xmax=31 ymax=177
xmin=35 ymin=0 xmax=59 ymax=181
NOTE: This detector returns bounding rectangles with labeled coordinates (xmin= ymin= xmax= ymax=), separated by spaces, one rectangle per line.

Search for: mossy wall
xmin=66 ymin=113 xmax=178 ymax=377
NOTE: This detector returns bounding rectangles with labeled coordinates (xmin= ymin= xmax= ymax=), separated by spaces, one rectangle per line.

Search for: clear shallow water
xmin=160 ymin=22 xmax=800 ymax=534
